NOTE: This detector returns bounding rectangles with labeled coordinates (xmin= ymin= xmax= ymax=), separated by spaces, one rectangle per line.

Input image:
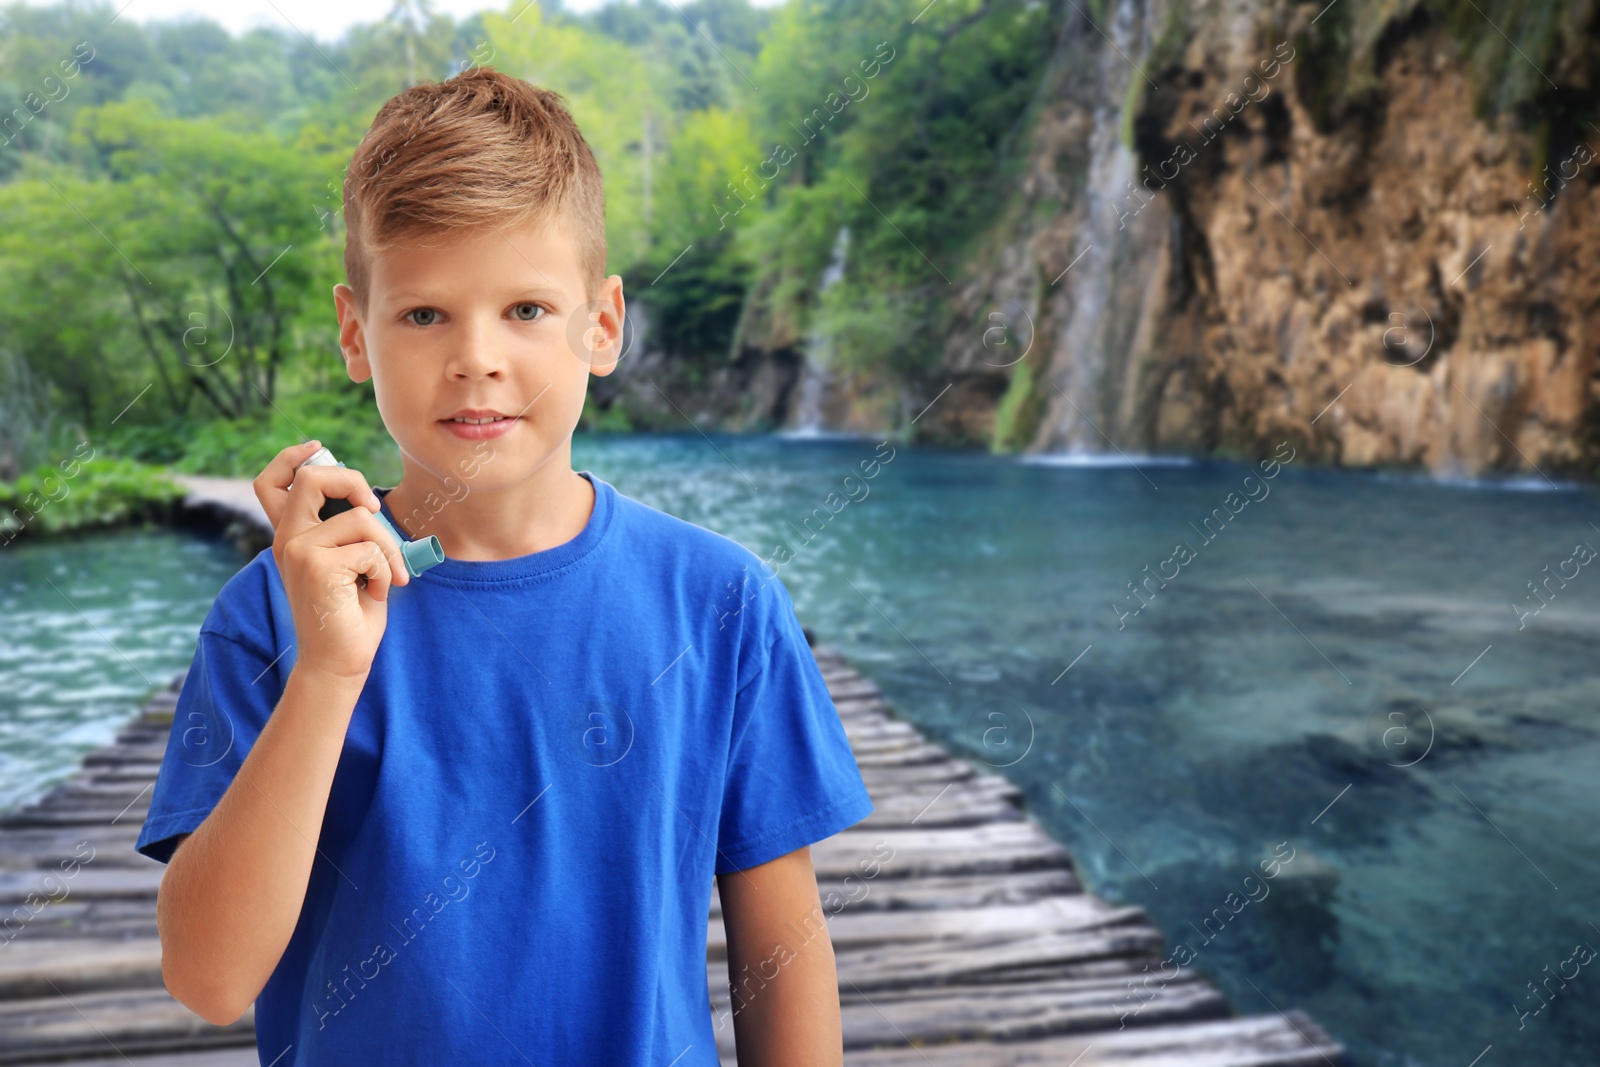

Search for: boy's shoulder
xmin=604 ymin=478 xmax=797 ymax=644
xmin=605 ymin=477 xmax=777 ymax=584
xmin=190 ymin=544 xmax=296 ymax=661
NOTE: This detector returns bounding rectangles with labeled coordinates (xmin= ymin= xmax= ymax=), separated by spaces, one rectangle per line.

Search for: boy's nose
xmin=444 ymin=324 xmax=509 ymax=380
xmin=449 ymin=357 xmax=504 ymax=380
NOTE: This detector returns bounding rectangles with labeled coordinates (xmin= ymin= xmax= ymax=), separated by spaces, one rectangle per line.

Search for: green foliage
xmin=1120 ymin=63 xmax=1146 ymax=149
xmin=991 ymin=356 xmax=1044 ymax=454
xmin=1290 ymin=0 xmax=1592 ymax=130
xmin=0 ymin=96 xmax=343 ymax=435
xmin=172 ymin=383 xmax=401 ymax=484
xmin=1131 ymin=0 xmax=1191 ymax=146
xmin=101 ymin=422 xmax=189 ymax=466
xmin=0 ymin=455 xmax=185 ymax=539
xmin=734 ymin=0 xmax=1057 ymax=360
xmin=810 ymin=277 xmax=946 ymax=384
xmin=1289 ymin=0 xmax=1394 ymax=134
xmin=1435 ymin=0 xmax=1572 ymax=118
xmin=580 ymin=392 xmax=636 ymax=433
xmin=627 ymin=103 xmax=762 ymax=362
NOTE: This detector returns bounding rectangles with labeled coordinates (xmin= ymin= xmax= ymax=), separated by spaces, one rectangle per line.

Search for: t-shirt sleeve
xmin=134 ymin=626 xmax=282 ymax=865
xmin=713 ymin=585 xmax=874 ymax=875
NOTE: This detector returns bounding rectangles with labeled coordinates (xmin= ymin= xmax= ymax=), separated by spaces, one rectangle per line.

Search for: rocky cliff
xmin=594 ymin=0 xmax=1600 ymax=480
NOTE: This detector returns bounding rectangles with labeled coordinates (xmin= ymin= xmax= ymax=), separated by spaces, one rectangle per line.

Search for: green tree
xmin=2 ymin=99 xmax=340 ymax=428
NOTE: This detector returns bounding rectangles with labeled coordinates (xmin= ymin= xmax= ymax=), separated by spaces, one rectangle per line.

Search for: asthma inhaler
xmin=295 ymin=446 xmax=446 ymax=578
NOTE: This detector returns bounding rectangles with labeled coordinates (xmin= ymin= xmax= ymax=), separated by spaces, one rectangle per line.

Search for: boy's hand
xmin=254 ymin=440 xmax=410 ymax=681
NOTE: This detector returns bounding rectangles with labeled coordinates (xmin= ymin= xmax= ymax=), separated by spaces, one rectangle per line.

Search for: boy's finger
xmin=275 ymin=465 xmax=384 ymax=546
xmin=298 ymin=503 xmax=411 ymax=586
xmin=253 ymin=441 xmax=325 ymax=531
xmin=340 ymin=540 xmax=393 ymax=604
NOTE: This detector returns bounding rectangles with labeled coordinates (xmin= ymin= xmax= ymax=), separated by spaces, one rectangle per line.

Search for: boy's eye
xmin=512 ymin=303 xmax=545 ymax=322
xmin=405 ymin=308 xmax=438 ymax=326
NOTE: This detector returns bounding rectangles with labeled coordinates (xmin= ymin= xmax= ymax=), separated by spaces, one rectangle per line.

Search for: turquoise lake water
xmin=0 ymin=526 xmax=248 ymax=812
xmin=3 ymin=431 xmax=1597 ymax=1066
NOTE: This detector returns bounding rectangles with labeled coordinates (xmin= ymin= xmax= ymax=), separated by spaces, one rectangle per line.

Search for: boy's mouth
xmin=440 ymin=408 xmax=521 ymax=440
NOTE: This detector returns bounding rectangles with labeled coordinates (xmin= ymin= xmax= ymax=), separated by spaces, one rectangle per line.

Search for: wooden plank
xmin=811 ymin=825 xmax=1074 ymax=879
xmin=854 ymin=772 xmax=1023 ymax=815
xmin=0 ymin=869 xmax=163 ymax=905
xmin=0 ymin=807 xmax=152 ymax=830
xmin=31 ymin=782 xmax=161 ymax=804
xmin=73 ymin=764 xmax=165 ymax=782
xmin=82 ymin=745 xmax=170 ymax=767
xmin=836 ymin=1012 xmax=1345 ymax=1067
xmin=850 ymin=741 xmax=956 ymax=767
xmin=1 ymin=1051 xmax=255 ymax=1067
xmin=854 ymin=794 xmax=1021 ymax=829
xmin=763 ymin=974 xmax=1228 ymax=1048
xmin=0 ymin=827 xmax=145 ymax=872
xmin=3 ymin=903 xmax=157 ymax=942
xmin=839 ymin=724 xmax=935 ymax=748
xmin=0 ymin=989 xmax=252 ymax=1065
xmin=854 ymin=762 xmax=979 ymax=788
xmin=707 ymin=895 xmax=1149 ymax=958
xmin=825 ymin=679 xmax=883 ymax=702
xmin=832 ymin=927 xmax=1170 ymax=992
xmin=713 ymin=870 xmax=1082 ymax=916
xmin=0 ymin=938 xmax=163 ymax=999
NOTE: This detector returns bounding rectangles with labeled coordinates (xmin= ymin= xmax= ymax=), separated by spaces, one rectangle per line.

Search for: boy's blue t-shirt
xmin=135 ymin=470 xmax=874 ymax=1065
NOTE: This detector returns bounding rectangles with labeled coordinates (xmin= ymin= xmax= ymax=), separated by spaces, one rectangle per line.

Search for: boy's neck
xmin=382 ymin=451 xmax=595 ymax=563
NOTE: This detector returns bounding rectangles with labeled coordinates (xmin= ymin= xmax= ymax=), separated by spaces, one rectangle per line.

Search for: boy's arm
xmin=156 ymin=441 xmax=409 ymax=1025
xmin=157 ymin=666 xmax=366 ymax=1025
xmin=717 ymin=845 xmax=844 ymax=1067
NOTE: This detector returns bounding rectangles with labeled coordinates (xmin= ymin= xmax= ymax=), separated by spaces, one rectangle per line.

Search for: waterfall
xmin=1041 ymin=0 xmax=1170 ymax=459
xmin=785 ymin=225 xmax=850 ymax=437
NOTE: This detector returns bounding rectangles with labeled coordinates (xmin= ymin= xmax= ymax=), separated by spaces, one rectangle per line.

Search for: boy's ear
xmin=332 ymin=284 xmax=374 ymax=384
xmin=571 ymin=275 xmax=626 ymax=378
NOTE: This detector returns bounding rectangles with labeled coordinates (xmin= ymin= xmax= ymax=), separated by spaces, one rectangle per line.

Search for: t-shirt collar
xmin=374 ymin=470 xmax=613 ymax=584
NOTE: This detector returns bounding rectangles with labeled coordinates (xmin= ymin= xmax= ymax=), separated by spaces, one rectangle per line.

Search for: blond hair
xmin=342 ymin=67 xmax=607 ymax=313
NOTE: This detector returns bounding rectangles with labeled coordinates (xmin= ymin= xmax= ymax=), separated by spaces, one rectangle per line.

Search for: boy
xmin=135 ymin=67 xmax=874 ymax=1065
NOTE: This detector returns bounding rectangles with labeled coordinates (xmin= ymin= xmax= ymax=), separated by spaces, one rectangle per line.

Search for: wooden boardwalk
xmin=0 ymin=478 xmax=1348 ymax=1065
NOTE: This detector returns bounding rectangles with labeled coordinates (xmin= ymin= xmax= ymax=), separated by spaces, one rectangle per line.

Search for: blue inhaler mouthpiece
xmin=295 ymin=446 xmax=446 ymax=578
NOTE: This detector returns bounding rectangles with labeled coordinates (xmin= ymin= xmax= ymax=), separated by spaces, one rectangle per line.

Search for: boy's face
xmin=332 ymin=213 xmax=622 ymax=492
